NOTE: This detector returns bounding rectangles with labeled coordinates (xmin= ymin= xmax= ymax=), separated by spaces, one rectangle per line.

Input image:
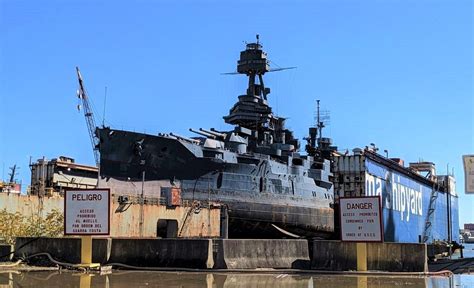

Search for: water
xmin=451 ymin=243 xmax=474 ymax=259
xmin=0 ymin=271 xmax=473 ymax=288
xmin=462 ymin=243 xmax=474 ymax=258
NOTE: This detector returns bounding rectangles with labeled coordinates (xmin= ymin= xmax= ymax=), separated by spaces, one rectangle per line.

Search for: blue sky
xmin=1 ymin=0 xmax=472 ymax=225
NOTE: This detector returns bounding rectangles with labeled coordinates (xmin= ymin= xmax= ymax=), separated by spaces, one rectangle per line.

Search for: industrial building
xmin=29 ymin=156 xmax=98 ymax=196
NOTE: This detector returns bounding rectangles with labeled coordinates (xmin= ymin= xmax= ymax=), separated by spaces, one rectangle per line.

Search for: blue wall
xmin=365 ymin=159 xmax=459 ymax=243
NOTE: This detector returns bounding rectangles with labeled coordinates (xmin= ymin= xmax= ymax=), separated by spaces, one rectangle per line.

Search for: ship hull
xmin=184 ymin=188 xmax=334 ymax=238
xmin=226 ymin=202 xmax=333 ymax=238
xmin=97 ymin=127 xmax=335 ymax=238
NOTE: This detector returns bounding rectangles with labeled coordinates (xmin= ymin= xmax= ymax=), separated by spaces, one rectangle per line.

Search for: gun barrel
xmin=189 ymin=128 xmax=216 ymax=139
xmin=200 ymin=128 xmax=225 ymax=138
xmin=170 ymin=133 xmax=200 ymax=144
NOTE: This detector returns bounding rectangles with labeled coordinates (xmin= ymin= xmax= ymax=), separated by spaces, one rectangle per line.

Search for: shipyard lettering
xmin=366 ymin=173 xmax=423 ymax=222
xmin=64 ymin=190 xmax=110 ymax=235
xmin=390 ymin=176 xmax=423 ymax=222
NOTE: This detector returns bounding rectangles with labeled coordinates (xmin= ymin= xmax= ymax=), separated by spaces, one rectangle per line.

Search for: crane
xmin=76 ymin=67 xmax=100 ymax=167
xmin=8 ymin=164 xmax=18 ymax=183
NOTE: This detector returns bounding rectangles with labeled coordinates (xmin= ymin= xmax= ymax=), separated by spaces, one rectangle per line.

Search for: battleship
xmin=96 ymin=36 xmax=336 ymax=238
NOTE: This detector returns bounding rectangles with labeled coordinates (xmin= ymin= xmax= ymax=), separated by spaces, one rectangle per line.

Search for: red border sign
xmin=64 ymin=189 xmax=111 ymax=236
xmin=339 ymin=196 xmax=384 ymax=242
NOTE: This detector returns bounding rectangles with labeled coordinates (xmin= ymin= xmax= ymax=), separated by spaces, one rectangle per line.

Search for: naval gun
xmin=189 ymin=128 xmax=216 ymax=139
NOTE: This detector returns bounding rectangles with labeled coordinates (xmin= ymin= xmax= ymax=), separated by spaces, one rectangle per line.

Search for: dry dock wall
xmin=310 ymin=240 xmax=428 ymax=272
xmin=13 ymin=238 xmax=308 ymax=269
xmin=0 ymin=193 xmax=220 ymax=238
xmin=213 ymin=239 xmax=310 ymax=269
xmin=0 ymin=193 xmax=62 ymax=218
xmin=0 ymin=244 xmax=13 ymax=261
xmin=14 ymin=237 xmax=111 ymax=264
xmin=13 ymin=238 xmax=427 ymax=272
xmin=14 ymin=237 xmax=213 ymax=268
xmin=107 ymin=238 xmax=214 ymax=268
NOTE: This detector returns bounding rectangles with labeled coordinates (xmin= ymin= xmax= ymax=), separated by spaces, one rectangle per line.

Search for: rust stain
xmin=0 ymin=193 xmax=221 ymax=238
xmin=170 ymin=187 xmax=181 ymax=206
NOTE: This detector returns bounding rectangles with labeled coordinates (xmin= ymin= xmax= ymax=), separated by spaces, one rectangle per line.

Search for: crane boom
xmin=76 ymin=67 xmax=100 ymax=166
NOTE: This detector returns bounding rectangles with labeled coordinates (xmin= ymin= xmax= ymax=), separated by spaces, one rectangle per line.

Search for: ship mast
xmin=317 ymin=100 xmax=323 ymax=142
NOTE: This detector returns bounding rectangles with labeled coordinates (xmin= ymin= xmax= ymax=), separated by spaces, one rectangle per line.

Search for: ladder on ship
xmin=422 ymin=182 xmax=439 ymax=243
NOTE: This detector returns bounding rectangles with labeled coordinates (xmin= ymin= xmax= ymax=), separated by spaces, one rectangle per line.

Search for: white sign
xmin=340 ymin=196 xmax=383 ymax=242
xmin=64 ymin=189 xmax=110 ymax=235
xmin=463 ymin=155 xmax=474 ymax=194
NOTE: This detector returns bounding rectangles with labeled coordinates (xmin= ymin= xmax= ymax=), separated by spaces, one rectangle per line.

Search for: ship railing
xmin=180 ymin=177 xmax=298 ymax=194
xmin=182 ymin=199 xmax=193 ymax=207
xmin=113 ymin=194 xmax=206 ymax=207
xmin=113 ymin=194 xmax=167 ymax=206
xmin=180 ymin=181 xmax=259 ymax=194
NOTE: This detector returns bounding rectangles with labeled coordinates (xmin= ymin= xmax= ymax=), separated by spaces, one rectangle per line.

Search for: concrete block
xmin=213 ymin=239 xmax=310 ymax=269
xmin=0 ymin=244 xmax=13 ymax=262
xmin=310 ymin=240 xmax=427 ymax=272
xmin=107 ymin=238 xmax=214 ymax=268
xmin=310 ymin=240 xmax=356 ymax=271
xmin=404 ymin=243 xmax=428 ymax=272
xmin=14 ymin=237 xmax=111 ymax=264
xmin=366 ymin=242 xmax=427 ymax=272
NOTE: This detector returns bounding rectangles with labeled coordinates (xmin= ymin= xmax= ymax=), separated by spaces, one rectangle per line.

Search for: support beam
xmin=356 ymin=242 xmax=367 ymax=271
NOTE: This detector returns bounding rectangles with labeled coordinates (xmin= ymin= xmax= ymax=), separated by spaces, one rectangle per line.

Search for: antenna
xmin=317 ymin=100 xmax=321 ymax=140
xmin=316 ymin=100 xmax=330 ymax=142
xmin=102 ymin=86 xmax=107 ymax=127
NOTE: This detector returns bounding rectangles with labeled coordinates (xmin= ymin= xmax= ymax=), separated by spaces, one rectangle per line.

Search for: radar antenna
xmin=316 ymin=100 xmax=330 ymax=143
xmin=76 ymin=67 xmax=100 ymax=167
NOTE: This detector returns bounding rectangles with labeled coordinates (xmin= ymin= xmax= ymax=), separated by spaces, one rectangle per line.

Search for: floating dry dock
xmin=333 ymin=149 xmax=459 ymax=244
xmin=12 ymin=237 xmax=428 ymax=272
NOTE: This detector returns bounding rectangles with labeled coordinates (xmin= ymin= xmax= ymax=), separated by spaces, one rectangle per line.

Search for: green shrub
xmin=0 ymin=209 xmax=64 ymax=245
